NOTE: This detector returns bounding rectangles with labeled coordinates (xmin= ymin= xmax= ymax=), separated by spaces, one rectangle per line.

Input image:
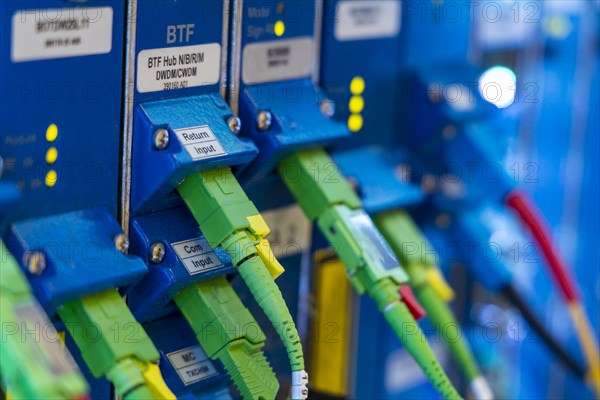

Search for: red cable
xmin=505 ymin=190 xmax=579 ymax=302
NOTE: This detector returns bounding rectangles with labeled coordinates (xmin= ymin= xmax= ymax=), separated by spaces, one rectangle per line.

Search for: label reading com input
xmin=171 ymin=237 xmax=224 ymax=275
xmin=167 ymin=345 xmax=218 ymax=385
xmin=174 ymin=125 xmax=227 ymax=161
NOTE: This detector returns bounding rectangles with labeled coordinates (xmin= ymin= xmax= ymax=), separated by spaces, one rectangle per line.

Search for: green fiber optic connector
xmin=0 ymin=240 xmax=89 ymax=400
xmin=278 ymin=149 xmax=462 ymax=400
xmin=374 ymin=210 xmax=494 ymax=400
xmin=175 ymin=276 xmax=279 ymax=400
xmin=58 ymin=290 xmax=176 ymax=400
xmin=178 ymin=168 xmax=308 ymax=400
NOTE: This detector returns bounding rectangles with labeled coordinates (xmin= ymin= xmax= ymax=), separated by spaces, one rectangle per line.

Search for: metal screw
xmin=442 ymin=125 xmax=457 ymax=140
xmin=320 ymin=99 xmax=335 ymax=118
xmin=153 ymin=128 xmax=170 ymax=150
xmin=435 ymin=213 xmax=452 ymax=229
xmin=421 ymin=174 xmax=437 ymax=194
xmin=114 ymin=233 xmax=129 ymax=254
xmin=149 ymin=242 xmax=166 ymax=264
xmin=428 ymin=83 xmax=442 ymax=103
xmin=227 ymin=116 xmax=242 ymax=135
xmin=25 ymin=252 xmax=46 ymax=275
xmin=256 ymin=110 xmax=272 ymax=131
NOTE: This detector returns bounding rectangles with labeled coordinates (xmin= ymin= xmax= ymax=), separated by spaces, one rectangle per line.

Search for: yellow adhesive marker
xmin=426 ymin=267 xmax=455 ymax=302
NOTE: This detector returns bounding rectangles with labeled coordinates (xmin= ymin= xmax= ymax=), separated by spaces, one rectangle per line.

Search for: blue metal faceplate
xmin=234 ymin=1 xmax=350 ymax=183
xmin=331 ymin=147 xmax=424 ymax=214
xmin=0 ymin=0 xmax=125 ymax=223
xmin=131 ymin=94 xmax=258 ymax=214
xmin=134 ymin=0 xmax=227 ymax=104
xmin=130 ymin=0 xmax=259 ymax=214
xmin=238 ymin=80 xmax=350 ymax=183
xmin=126 ymin=206 xmax=233 ymax=323
xmin=3 ymin=207 xmax=148 ymax=315
xmin=319 ymin=0 xmax=425 ymax=214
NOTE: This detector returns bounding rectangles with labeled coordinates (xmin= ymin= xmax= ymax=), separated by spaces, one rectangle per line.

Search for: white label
xmin=11 ymin=7 xmax=113 ymax=62
xmin=261 ymin=205 xmax=312 ymax=259
xmin=137 ymin=43 xmax=221 ymax=93
xmin=171 ymin=237 xmax=224 ymax=275
xmin=166 ymin=345 xmax=218 ymax=385
xmin=335 ymin=1 xmax=401 ymax=41
xmin=173 ymin=125 xmax=227 ymax=161
xmin=242 ymin=37 xmax=314 ymax=84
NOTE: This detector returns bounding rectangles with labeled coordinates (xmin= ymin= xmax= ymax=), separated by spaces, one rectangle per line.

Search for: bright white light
xmin=478 ymin=66 xmax=517 ymax=109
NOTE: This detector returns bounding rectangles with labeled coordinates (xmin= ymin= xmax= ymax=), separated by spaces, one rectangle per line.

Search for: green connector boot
xmin=0 ymin=240 xmax=89 ymax=399
xmin=278 ymin=149 xmax=462 ymax=400
xmin=178 ymin=168 xmax=308 ymax=400
xmin=175 ymin=276 xmax=279 ymax=400
xmin=58 ymin=289 xmax=176 ymax=400
xmin=375 ymin=210 xmax=494 ymax=400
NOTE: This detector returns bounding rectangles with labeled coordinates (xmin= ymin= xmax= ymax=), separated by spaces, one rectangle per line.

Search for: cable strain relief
xmin=291 ymin=370 xmax=309 ymax=400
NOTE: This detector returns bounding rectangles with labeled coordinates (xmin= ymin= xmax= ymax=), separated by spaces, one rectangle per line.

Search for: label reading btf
xmin=335 ymin=1 xmax=401 ymax=41
xmin=137 ymin=43 xmax=221 ymax=93
xmin=11 ymin=7 xmax=113 ymax=62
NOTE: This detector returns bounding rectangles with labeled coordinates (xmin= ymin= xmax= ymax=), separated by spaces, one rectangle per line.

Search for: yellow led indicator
xmin=347 ymin=114 xmax=364 ymax=132
xmin=45 ymin=147 xmax=58 ymax=164
xmin=274 ymin=20 xmax=285 ymax=37
xmin=46 ymin=124 xmax=58 ymax=142
xmin=45 ymin=170 xmax=57 ymax=187
xmin=349 ymin=96 xmax=365 ymax=114
xmin=350 ymin=76 xmax=365 ymax=95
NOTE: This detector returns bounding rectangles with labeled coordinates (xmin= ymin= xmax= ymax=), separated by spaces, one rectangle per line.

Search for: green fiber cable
xmin=278 ymin=149 xmax=462 ymax=400
xmin=374 ymin=211 xmax=493 ymax=399
xmin=368 ymin=279 xmax=462 ymax=400
xmin=58 ymin=290 xmax=175 ymax=399
xmin=175 ymin=276 xmax=279 ymax=400
xmin=0 ymin=240 xmax=89 ymax=399
xmin=178 ymin=169 xmax=307 ymax=399
xmin=416 ymin=285 xmax=479 ymax=380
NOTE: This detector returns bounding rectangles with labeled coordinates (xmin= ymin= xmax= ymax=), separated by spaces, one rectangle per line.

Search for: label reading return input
xmin=174 ymin=125 xmax=227 ymax=162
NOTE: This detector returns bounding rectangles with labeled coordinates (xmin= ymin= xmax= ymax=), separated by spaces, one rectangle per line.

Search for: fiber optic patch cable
xmin=175 ymin=275 xmax=279 ymax=400
xmin=374 ymin=210 xmax=494 ymax=400
xmin=57 ymin=290 xmax=176 ymax=400
xmin=178 ymin=168 xmax=308 ymax=400
xmin=277 ymin=148 xmax=462 ymax=400
xmin=506 ymin=191 xmax=600 ymax=395
xmin=0 ymin=240 xmax=89 ymax=400
xmin=438 ymin=126 xmax=599 ymax=392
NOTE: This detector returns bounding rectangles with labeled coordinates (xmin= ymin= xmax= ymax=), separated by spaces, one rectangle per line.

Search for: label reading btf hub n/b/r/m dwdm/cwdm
xmin=137 ymin=43 xmax=221 ymax=93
